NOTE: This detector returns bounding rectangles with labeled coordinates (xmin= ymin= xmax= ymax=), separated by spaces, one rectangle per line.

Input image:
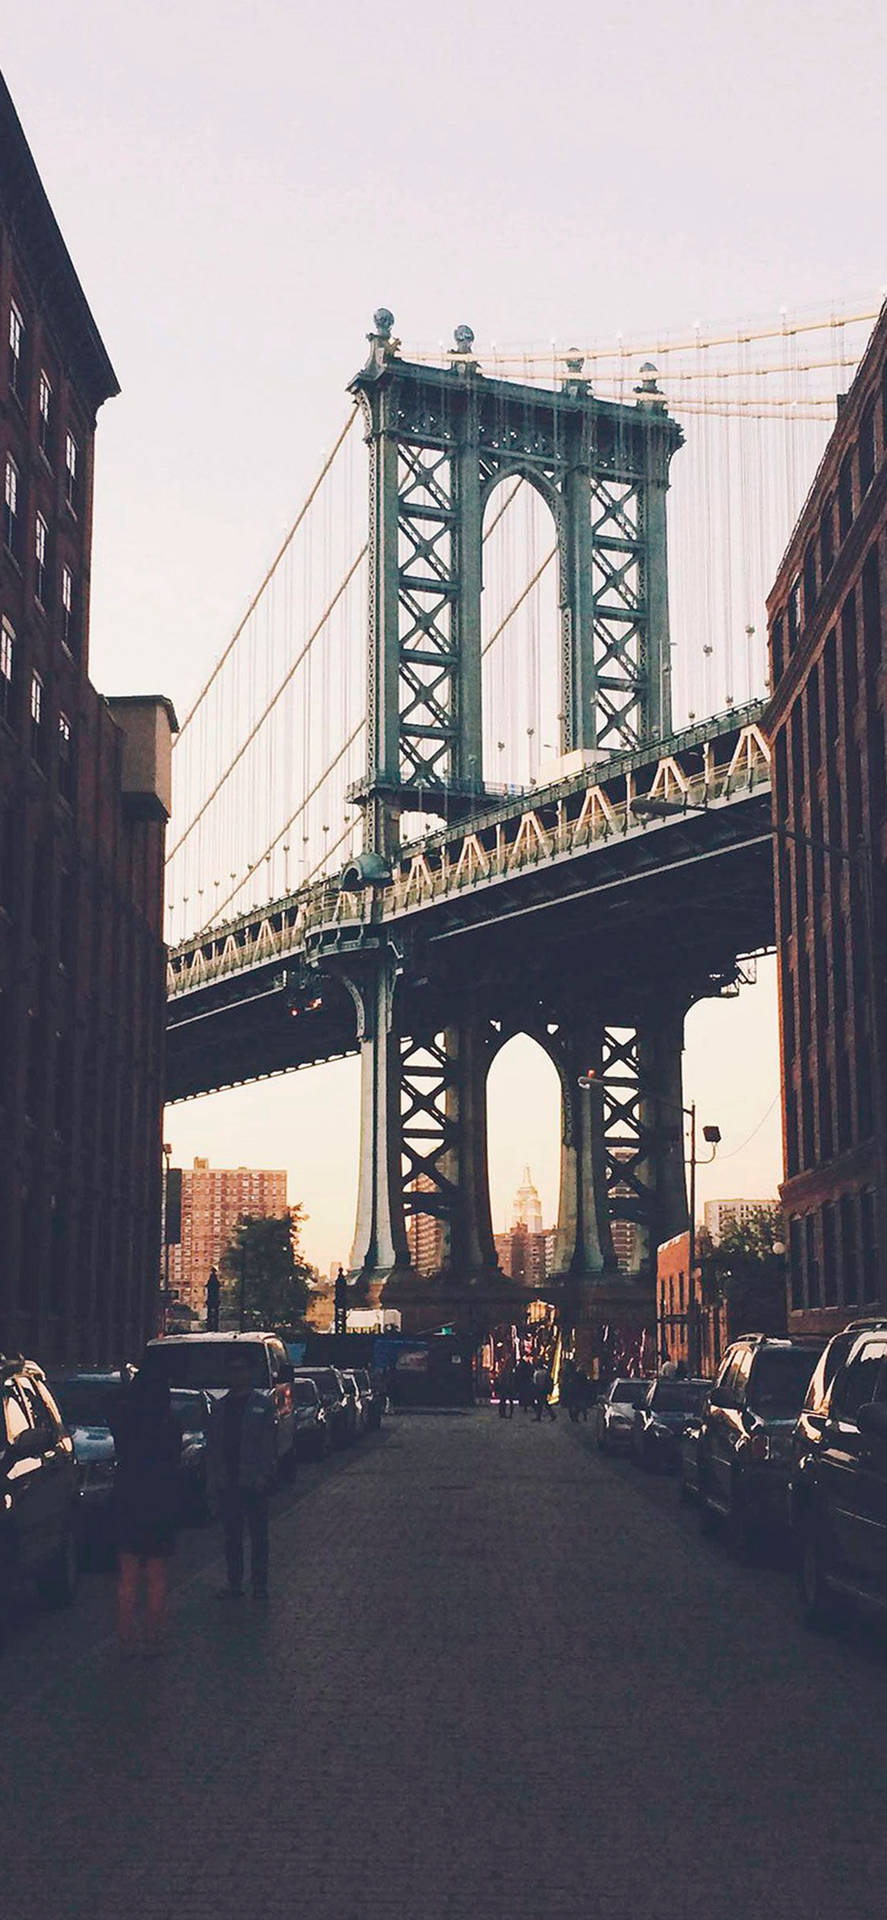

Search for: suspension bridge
xmin=164 ymin=300 xmax=879 ymax=1333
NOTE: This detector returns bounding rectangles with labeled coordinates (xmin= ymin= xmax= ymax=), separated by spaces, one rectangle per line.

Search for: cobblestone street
xmin=5 ymin=1409 xmax=887 ymax=1919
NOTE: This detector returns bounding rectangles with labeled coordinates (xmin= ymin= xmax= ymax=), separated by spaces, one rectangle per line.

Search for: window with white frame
xmin=65 ymin=431 xmax=79 ymax=512
xmin=34 ymin=513 xmax=48 ymax=607
xmin=30 ymin=670 xmax=43 ymax=763
xmin=61 ymin=564 xmax=77 ymax=654
xmin=0 ymin=616 xmax=13 ymax=725
xmin=4 ymin=455 xmax=19 ymax=556
xmin=8 ymin=300 xmax=23 ymax=399
xmin=38 ymin=369 xmax=53 ymax=458
xmin=58 ymin=710 xmax=74 ymax=803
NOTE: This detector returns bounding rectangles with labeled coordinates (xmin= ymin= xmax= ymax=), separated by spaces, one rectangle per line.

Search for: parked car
xmin=291 ymin=1378 xmax=330 ymax=1459
xmin=596 ymin=1377 xmax=652 ymax=1454
xmin=353 ymin=1367 xmax=383 ymax=1431
xmin=341 ymin=1371 xmax=368 ymax=1438
xmin=169 ymin=1389 xmax=213 ymax=1519
xmin=1 ymin=1356 xmax=80 ymax=1640
xmin=697 ymin=1335 xmax=824 ymax=1555
xmin=293 ymin=1368 xmax=352 ymax=1448
xmin=139 ymin=1334 xmax=297 ymax=1474
xmin=790 ymin=1325 xmax=887 ymax=1627
xmin=788 ymin=1317 xmax=887 ymax=1536
xmin=679 ymin=1413 xmax=705 ymax=1504
xmin=47 ymin=1370 xmax=130 ymax=1547
xmin=630 ymin=1377 xmax=709 ymax=1472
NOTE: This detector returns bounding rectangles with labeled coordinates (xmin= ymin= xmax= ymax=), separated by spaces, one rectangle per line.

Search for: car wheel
xmin=38 ymin=1527 xmax=79 ymax=1609
xmin=799 ymin=1525 xmax=843 ymax=1630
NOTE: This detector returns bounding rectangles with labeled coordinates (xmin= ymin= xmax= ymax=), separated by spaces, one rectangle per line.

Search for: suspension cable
xmin=482 ymin=548 xmax=556 ymax=658
xmin=168 ymin=544 xmax=367 ymax=861
xmin=196 ymin=720 xmax=366 ymax=931
xmin=174 ymin=408 xmax=359 ymax=745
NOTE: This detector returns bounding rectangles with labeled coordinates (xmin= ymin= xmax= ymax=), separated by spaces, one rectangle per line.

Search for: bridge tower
xmin=340 ymin=314 xmax=689 ymax=1307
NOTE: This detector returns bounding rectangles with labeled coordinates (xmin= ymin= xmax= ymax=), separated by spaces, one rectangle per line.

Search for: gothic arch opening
xmin=481 ymin=477 xmax=562 ymax=793
xmin=486 ymin=1033 xmax=561 ymax=1282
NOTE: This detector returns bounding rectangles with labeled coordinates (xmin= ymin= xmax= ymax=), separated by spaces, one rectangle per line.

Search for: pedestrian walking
xmin=496 ymin=1360 xmax=515 ymax=1419
xmin=515 ymin=1357 xmax=534 ymax=1412
xmin=533 ymin=1362 xmax=556 ymax=1422
xmin=108 ymin=1372 xmax=182 ymax=1657
xmin=208 ymin=1349 xmax=277 ymax=1601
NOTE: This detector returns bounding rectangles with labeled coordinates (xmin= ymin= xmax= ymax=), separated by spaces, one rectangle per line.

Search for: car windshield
xmin=295 ymin=1370 xmax=340 ymax=1400
xmin=48 ymin=1378 xmax=121 ymax=1427
xmin=169 ymin=1390 xmax=207 ymax=1429
xmin=748 ymin=1349 xmax=819 ymax=1415
xmin=355 ymin=1371 xmax=372 ymax=1391
xmin=140 ymin=1344 xmax=267 ymax=1390
xmin=651 ymin=1383 xmax=706 ymax=1413
xmin=610 ymin=1380 xmax=650 ymax=1407
xmin=293 ymin=1382 xmax=319 ymax=1407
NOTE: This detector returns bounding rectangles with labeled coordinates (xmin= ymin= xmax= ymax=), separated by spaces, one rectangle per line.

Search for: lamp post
xmin=161 ymin=1141 xmax=172 ymax=1334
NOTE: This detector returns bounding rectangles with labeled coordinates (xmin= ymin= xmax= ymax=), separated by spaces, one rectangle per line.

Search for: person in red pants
xmin=109 ymin=1373 xmax=181 ymax=1657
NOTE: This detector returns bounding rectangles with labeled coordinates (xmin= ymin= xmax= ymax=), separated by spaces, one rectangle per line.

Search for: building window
xmin=30 ymin=670 xmax=44 ymax=764
xmin=803 ymin=540 xmax=817 ymax=621
xmin=819 ymin=496 xmax=834 ymax=581
xmin=65 ymin=432 xmax=79 ymax=513
xmin=805 ymin=1212 xmax=821 ymax=1308
xmin=8 ymin=300 xmax=23 ymax=399
xmin=838 ymin=451 xmax=854 ymax=539
xmin=860 ymin=1189 xmax=879 ymax=1302
xmin=787 ymin=578 xmax=802 ymax=651
xmin=840 ymin=1193 xmax=858 ymax=1305
xmin=38 ymin=369 xmax=53 ymax=459
xmin=770 ymin=613 xmax=784 ymax=687
xmin=0 ymin=615 xmax=13 ymax=725
xmin=859 ymin=400 xmax=875 ymax=496
xmin=34 ymin=512 xmax=48 ymax=607
xmin=58 ymin=711 xmax=74 ymax=804
xmin=61 ymin=564 xmax=78 ymax=655
xmin=4 ymin=455 xmax=20 ymax=557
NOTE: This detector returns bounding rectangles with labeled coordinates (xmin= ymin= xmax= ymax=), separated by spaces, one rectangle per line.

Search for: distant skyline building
xmin=704 ymin=1198 xmax=778 ymax=1244
xmin=168 ymin=1158 xmax=287 ymax=1317
xmin=511 ymin=1165 xmax=543 ymax=1234
xmin=407 ymin=1173 xmax=445 ymax=1275
xmin=495 ymin=1169 xmax=552 ymax=1284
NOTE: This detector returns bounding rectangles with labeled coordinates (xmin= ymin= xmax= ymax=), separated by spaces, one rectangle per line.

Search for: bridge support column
xmin=553 ymin=1016 xmax=614 ymax=1275
xmin=345 ymin=952 xmax=411 ymax=1286
xmin=636 ymin=1008 xmax=689 ymax=1249
xmin=644 ymin=463 xmax=674 ymax=740
xmin=442 ymin=1016 xmax=498 ymax=1277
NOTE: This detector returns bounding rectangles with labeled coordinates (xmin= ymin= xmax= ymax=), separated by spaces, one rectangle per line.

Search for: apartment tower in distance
xmin=767 ymin=302 xmax=887 ymax=1332
xmin=0 ymin=74 xmax=176 ymax=1363
xmin=168 ymin=1160 xmax=288 ymax=1319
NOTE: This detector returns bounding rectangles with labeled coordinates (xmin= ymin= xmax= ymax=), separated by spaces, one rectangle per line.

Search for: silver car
xmin=596 ymin=1377 xmax=652 ymax=1454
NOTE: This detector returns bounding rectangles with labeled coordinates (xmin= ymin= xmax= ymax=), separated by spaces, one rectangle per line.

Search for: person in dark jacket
xmin=108 ymin=1373 xmax=181 ymax=1656
xmin=207 ymin=1350 xmax=278 ymax=1601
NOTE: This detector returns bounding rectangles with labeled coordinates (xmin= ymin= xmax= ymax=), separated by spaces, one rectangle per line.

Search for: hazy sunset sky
xmin=6 ymin=5 xmax=884 ymax=1268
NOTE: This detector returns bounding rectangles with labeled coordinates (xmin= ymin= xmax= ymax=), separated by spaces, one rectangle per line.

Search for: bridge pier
xmin=341 ymin=949 xmax=412 ymax=1289
xmin=552 ymin=1013 xmax=614 ymax=1276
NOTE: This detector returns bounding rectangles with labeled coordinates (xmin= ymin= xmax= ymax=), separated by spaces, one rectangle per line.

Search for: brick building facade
xmin=767 ymin=303 xmax=887 ymax=1332
xmin=168 ymin=1159 xmax=288 ymax=1318
xmin=0 ymin=76 xmax=175 ymax=1364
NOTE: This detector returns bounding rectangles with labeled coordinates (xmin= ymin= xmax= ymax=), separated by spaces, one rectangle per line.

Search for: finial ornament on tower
xmin=448 ymin=323 xmax=480 ymax=375
xmin=364 ymin=307 xmax=400 ymax=376
xmin=562 ymin=348 xmax=591 ymax=398
xmin=634 ymin=361 xmax=667 ymax=412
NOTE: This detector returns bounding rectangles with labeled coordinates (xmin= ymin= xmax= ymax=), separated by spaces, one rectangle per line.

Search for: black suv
xmin=697 ymin=1335 xmax=824 ymax=1554
xmin=1 ymin=1356 xmax=80 ymax=1641
xmin=791 ymin=1325 xmax=887 ymax=1627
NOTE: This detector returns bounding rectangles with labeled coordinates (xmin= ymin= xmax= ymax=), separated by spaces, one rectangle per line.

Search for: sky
xmin=5 ymin=4 xmax=884 ymax=1269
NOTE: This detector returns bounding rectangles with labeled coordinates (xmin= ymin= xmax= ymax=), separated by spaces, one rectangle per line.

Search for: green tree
xmin=219 ymin=1208 xmax=314 ymax=1334
xmin=699 ymin=1205 xmax=787 ymax=1334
